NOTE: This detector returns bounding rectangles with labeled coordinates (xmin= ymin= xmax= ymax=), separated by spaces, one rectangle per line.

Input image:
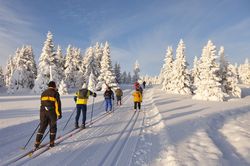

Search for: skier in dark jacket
xmin=74 ymin=83 xmax=96 ymax=129
xmin=34 ymin=81 xmax=62 ymax=148
xmin=103 ymin=86 xmax=114 ymax=112
xmin=142 ymin=81 xmax=146 ymax=89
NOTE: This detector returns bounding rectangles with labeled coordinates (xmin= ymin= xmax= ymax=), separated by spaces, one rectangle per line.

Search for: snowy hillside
xmin=0 ymin=85 xmax=250 ymax=165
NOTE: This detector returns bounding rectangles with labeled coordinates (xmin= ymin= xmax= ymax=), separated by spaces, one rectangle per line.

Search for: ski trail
xmin=21 ymin=90 xmax=134 ymax=165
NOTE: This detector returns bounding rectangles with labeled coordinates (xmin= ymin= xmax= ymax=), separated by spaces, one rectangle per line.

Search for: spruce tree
xmin=97 ymin=41 xmax=117 ymax=90
xmin=114 ymin=62 xmax=121 ymax=83
xmin=169 ymin=39 xmax=192 ymax=94
xmin=238 ymin=58 xmax=250 ymax=85
xmin=0 ymin=66 xmax=4 ymax=87
xmin=162 ymin=46 xmax=174 ymax=91
xmin=33 ymin=31 xmax=58 ymax=93
xmin=132 ymin=60 xmax=140 ymax=83
xmin=193 ymin=40 xmax=225 ymax=101
xmin=58 ymin=80 xmax=68 ymax=95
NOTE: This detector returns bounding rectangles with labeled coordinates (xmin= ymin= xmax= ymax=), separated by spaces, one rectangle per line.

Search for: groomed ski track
xmin=7 ymin=88 xmax=149 ymax=166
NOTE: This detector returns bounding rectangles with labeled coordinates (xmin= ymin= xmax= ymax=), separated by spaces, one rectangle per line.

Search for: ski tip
xmin=20 ymin=147 xmax=25 ymax=150
xmin=28 ymin=153 xmax=33 ymax=157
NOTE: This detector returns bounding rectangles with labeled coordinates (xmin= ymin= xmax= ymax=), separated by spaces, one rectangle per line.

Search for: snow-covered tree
xmin=64 ymin=45 xmax=83 ymax=90
xmin=72 ymin=47 xmax=84 ymax=88
xmin=168 ymin=39 xmax=192 ymax=94
xmin=219 ymin=46 xmax=228 ymax=93
xmin=33 ymin=31 xmax=58 ymax=93
xmin=114 ymin=62 xmax=121 ymax=83
xmin=88 ymin=72 xmax=97 ymax=92
xmin=226 ymin=64 xmax=241 ymax=98
xmin=97 ymin=41 xmax=117 ymax=90
xmin=6 ymin=46 xmax=37 ymax=93
xmin=94 ymin=42 xmax=102 ymax=78
xmin=238 ymin=58 xmax=250 ymax=85
xmin=161 ymin=46 xmax=174 ymax=91
xmin=132 ymin=60 xmax=140 ymax=83
xmin=55 ymin=45 xmax=65 ymax=81
xmin=83 ymin=47 xmax=98 ymax=84
xmin=191 ymin=56 xmax=200 ymax=91
xmin=193 ymin=40 xmax=225 ymax=101
xmin=58 ymin=80 xmax=68 ymax=95
xmin=4 ymin=56 xmax=15 ymax=88
xmin=0 ymin=66 xmax=5 ymax=87
xmin=126 ymin=72 xmax=132 ymax=84
xmin=121 ymin=71 xmax=127 ymax=84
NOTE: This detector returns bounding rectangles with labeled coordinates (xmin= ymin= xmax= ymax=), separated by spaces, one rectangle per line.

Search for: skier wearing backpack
xmin=74 ymin=83 xmax=97 ymax=129
xmin=115 ymin=87 xmax=123 ymax=105
xmin=103 ymin=86 xmax=114 ymax=112
xmin=34 ymin=81 xmax=62 ymax=148
xmin=132 ymin=88 xmax=142 ymax=112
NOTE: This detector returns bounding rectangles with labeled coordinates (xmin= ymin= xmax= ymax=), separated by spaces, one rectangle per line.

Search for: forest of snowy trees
xmin=159 ymin=39 xmax=250 ymax=101
xmin=1 ymin=32 xmax=138 ymax=94
xmin=0 ymin=32 xmax=249 ymax=102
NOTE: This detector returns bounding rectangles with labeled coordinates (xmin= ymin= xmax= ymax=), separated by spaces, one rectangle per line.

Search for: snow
xmin=0 ymin=85 xmax=250 ymax=165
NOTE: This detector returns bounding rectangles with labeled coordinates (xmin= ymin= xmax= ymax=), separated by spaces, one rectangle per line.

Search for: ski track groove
xmin=111 ymin=111 xmax=141 ymax=166
xmin=98 ymin=111 xmax=138 ymax=166
xmin=206 ymin=120 xmax=250 ymax=166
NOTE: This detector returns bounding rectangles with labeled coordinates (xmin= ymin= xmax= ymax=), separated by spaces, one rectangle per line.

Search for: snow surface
xmin=0 ymin=85 xmax=250 ymax=165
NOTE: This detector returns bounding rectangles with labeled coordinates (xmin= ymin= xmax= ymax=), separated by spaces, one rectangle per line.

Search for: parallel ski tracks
xmin=3 ymin=90 xmax=133 ymax=166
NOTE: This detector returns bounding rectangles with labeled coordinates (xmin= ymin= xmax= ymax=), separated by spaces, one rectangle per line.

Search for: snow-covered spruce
xmin=64 ymin=45 xmax=84 ymax=91
xmin=7 ymin=46 xmax=37 ymax=94
xmin=168 ymin=39 xmax=192 ymax=95
xmin=193 ymin=40 xmax=225 ymax=101
xmin=33 ymin=31 xmax=59 ymax=94
xmin=88 ymin=72 xmax=97 ymax=92
xmin=0 ymin=66 xmax=4 ymax=87
xmin=58 ymin=80 xmax=68 ymax=95
xmin=132 ymin=60 xmax=140 ymax=83
xmin=161 ymin=46 xmax=174 ymax=91
xmin=238 ymin=58 xmax=250 ymax=85
xmin=83 ymin=47 xmax=99 ymax=85
xmin=219 ymin=46 xmax=241 ymax=98
xmin=97 ymin=41 xmax=117 ymax=90
xmin=114 ymin=62 xmax=122 ymax=84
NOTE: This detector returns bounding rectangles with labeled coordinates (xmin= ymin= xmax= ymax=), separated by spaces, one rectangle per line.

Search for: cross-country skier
xmin=74 ymin=83 xmax=97 ymax=129
xmin=103 ymin=86 xmax=114 ymax=112
xmin=132 ymin=88 xmax=142 ymax=112
xmin=115 ymin=87 xmax=123 ymax=105
xmin=34 ymin=81 xmax=62 ymax=148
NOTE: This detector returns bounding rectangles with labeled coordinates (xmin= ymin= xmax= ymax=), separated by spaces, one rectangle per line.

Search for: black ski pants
xmin=35 ymin=109 xmax=57 ymax=144
xmin=134 ymin=102 xmax=141 ymax=110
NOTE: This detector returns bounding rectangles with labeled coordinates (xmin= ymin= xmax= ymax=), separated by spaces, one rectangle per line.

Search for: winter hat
xmin=82 ymin=83 xmax=87 ymax=89
xmin=48 ymin=81 xmax=56 ymax=88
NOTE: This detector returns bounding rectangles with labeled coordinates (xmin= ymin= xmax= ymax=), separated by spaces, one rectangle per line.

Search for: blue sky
xmin=0 ymin=0 xmax=249 ymax=76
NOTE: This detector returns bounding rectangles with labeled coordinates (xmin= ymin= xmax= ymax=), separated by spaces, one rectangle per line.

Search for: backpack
xmin=116 ymin=89 xmax=122 ymax=96
xmin=78 ymin=89 xmax=89 ymax=99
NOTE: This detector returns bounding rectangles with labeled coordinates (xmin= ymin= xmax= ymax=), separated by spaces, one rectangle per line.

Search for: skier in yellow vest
xmin=132 ymin=88 xmax=142 ymax=112
xmin=74 ymin=84 xmax=96 ymax=129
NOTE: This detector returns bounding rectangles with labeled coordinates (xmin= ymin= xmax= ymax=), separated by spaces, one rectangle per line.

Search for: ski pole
xmin=21 ymin=123 xmax=40 ymax=150
xmin=63 ymin=107 xmax=77 ymax=131
xmin=90 ymin=97 xmax=95 ymax=125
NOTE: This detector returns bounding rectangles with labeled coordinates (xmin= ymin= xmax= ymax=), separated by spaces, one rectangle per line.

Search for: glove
xmin=58 ymin=115 xmax=62 ymax=120
xmin=93 ymin=93 xmax=97 ymax=97
xmin=112 ymin=98 xmax=114 ymax=100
